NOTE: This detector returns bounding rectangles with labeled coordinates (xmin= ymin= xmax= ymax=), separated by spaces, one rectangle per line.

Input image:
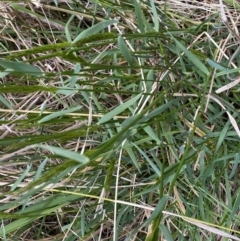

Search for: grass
xmin=0 ymin=0 xmax=240 ymax=240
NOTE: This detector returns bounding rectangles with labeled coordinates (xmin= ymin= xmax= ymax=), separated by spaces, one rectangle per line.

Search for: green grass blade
xmin=36 ymin=144 xmax=89 ymax=164
xmin=229 ymin=153 xmax=240 ymax=179
xmin=0 ymin=94 xmax=13 ymax=109
xmin=159 ymin=224 xmax=174 ymax=241
xmin=73 ymin=20 xmax=118 ymax=43
xmin=172 ymin=36 xmax=209 ymax=75
xmin=149 ymin=0 xmax=159 ymax=32
xmin=11 ymin=164 xmax=32 ymax=191
xmin=0 ymin=60 xmax=42 ymax=76
xmin=148 ymin=197 xmax=168 ymax=224
xmin=38 ymin=106 xmax=82 ymax=123
xmin=118 ymin=36 xmax=133 ymax=65
xmin=98 ymin=93 xmax=142 ymax=124
xmin=132 ymin=0 xmax=145 ymax=33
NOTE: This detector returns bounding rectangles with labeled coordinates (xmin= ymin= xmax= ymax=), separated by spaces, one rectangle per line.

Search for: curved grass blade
xmin=150 ymin=0 xmax=159 ymax=32
xmin=0 ymin=60 xmax=42 ymax=76
xmin=98 ymin=93 xmax=142 ymax=124
xmin=0 ymin=94 xmax=14 ymax=109
xmin=36 ymin=144 xmax=89 ymax=164
xmin=159 ymin=225 xmax=174 ymax=241
xmin=38 ymin=106 xmax=82 ymax=123
xmin=172 ymin=36 xmax=209 ymax=75
xmin=73 ymin=20 xmax=118 ymax=43
xmin=118 ymin=36 xmax=133 ymax=65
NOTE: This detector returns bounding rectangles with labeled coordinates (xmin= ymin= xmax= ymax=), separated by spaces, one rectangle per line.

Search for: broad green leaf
xmin=38 ymin=106 xmax=81 ymax=123
xmin=229 ymin=153 xmax=240 ymax=179
xmin=36 ymin=144 xmax=89 ymax=164
xmin=150 ymin=0 xmax=159 ymax=31
xmin=207 ymin=58 xmax=228 ymax=71
xmin=118 ymin=36 xmax=133 ymax=65
xmin=81 ymin=207 xmax=85 ymax=236
xmin=73 ymin=20 xmax=118 ymax=43
xmin=145 ymin=196 xmax=168 ymax=226
xmin=0 ymin=94 xmax=13 ymax=109
xmin=173 ymin=37 xmax=209 ymax=75
xmin=133 ymin=0 xmax=145 ymax=33
xmin=144 ymin=126 xmax=161 ymax=144
xmin=65 ymin=14 xmax=75 ymax=42
xmin=159 ymin=225 xmax=174 ymax=241
xmin=0 ymin=60 xmax=42 ymax=76
xmin=98 ymin=93 xmax=142 ymax=124
xmin=0 ymin=70 xmax=11 ymax=78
